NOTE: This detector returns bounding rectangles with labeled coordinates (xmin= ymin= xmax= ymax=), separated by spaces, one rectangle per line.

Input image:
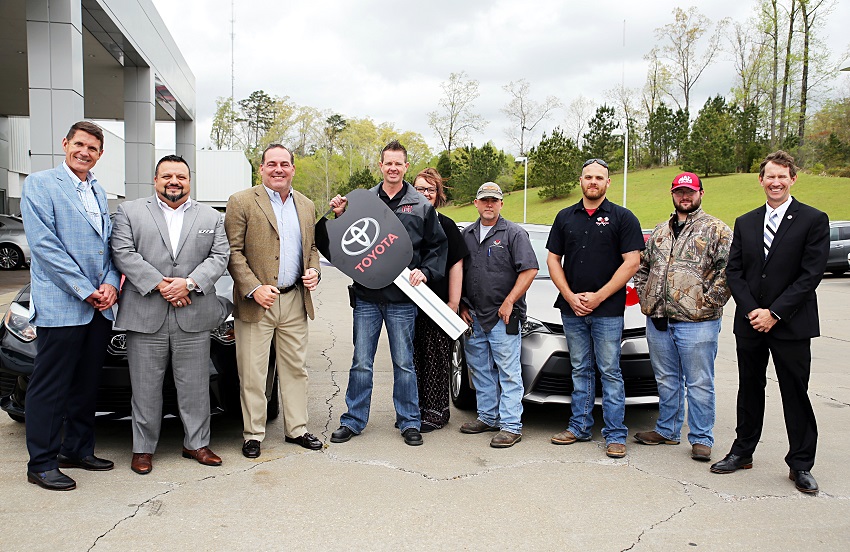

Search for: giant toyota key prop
xmin=316 ymin=189 xmax=467 ymax=340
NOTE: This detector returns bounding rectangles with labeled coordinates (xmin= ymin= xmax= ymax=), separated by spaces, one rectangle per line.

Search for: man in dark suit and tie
xmin=20 ymin=121 xmax=120 ymax=491
xmin=710 ymin=150 xmax=829 ymax=494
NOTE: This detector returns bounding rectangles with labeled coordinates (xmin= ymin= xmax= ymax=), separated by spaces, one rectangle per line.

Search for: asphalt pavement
xmin=0 ymin=267 xmax=849 ymax=551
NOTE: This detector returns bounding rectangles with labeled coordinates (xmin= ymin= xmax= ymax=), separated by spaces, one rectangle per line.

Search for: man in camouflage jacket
xmin=633 ymin=172 xmax=733 ymax=462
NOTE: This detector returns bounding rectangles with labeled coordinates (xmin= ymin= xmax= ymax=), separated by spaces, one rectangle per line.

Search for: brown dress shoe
xmin=634 ymin=430 xmax=680 ymax=445
xmin=606 ymin=443 xmax=627 ymax=458
xmin=551 ymin=429 xmax=591 ymax=445
xmin=490 ymin=430 xmax=522 ymax=448
xmin=181 ymin=447 xmax=222 ymax=466
xmin=691 ymin=444 xmax=712 ymax=462
xmin=131 ymin=453 xmax=153 ymax=475
xmin=459 ymin=419 xmax=499 ymax=434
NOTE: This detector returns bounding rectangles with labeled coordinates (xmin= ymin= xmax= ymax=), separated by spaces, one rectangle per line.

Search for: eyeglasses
xmin=414 ymin=186 xmax=437 ymax=195
xmin=672 ymin=188 xmax=700 ymax=197
xmin=582 ymin=158 xmax=609 ymax=169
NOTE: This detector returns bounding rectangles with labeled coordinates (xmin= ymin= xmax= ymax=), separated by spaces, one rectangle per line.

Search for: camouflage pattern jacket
xmin=634 ymin=208 xmax=733 ymax=322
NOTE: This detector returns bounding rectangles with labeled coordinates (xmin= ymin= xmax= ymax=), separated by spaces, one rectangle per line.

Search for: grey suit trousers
xmin=128 ymin=307 xmax=211 ymax=453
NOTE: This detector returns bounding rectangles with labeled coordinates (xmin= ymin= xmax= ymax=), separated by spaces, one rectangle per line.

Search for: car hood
xmin=524 ymin=277 xmax=644 ymax=331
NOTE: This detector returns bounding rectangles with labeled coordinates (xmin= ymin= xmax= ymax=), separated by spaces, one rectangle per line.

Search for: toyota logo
xmin=108 ymin=333 xmax=127 ymax=354
xmin=341 ymin=217 xmax=380 ymax=256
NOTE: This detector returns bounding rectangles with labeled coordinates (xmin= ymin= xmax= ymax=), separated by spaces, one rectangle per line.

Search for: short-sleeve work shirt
xmin=546 ymin=198 xmax=644 ymax=317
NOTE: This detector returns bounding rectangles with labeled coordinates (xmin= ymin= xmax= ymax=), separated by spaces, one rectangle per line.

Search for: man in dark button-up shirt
xmin=459 ymin=182 xmax=538 ymax=448
xmin=546 ymin=159 xmax=644 ymax=459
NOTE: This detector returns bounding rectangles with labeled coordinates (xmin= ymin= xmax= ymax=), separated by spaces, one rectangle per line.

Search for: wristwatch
xmin=186 ymin=278 xmax=196 ymax=292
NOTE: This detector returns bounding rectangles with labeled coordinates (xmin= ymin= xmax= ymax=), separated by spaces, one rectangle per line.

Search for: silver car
xmin=450 ymin=223 xmax=658 ymax=409
xmin=0 ymin=215 xmax=30 ymax=270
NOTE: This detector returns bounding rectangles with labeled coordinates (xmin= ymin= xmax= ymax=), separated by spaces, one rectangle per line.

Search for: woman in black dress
xmin=412 ymin=168 xmax=469 ymax=431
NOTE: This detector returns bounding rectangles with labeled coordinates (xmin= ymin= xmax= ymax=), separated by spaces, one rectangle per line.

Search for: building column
xmin=26 ymin=0 xmax=85 ymax=173
xmin=175 ymin=118 xmax=196 ymax=199
xmin=124 ymin=66 xmax=156 ymax=200
xmin=0 ymin=117 xmax=9 ymax=213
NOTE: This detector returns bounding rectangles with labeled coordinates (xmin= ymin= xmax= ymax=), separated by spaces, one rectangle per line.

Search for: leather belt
xmin=277 ymin=284 xmax=298 ymax=294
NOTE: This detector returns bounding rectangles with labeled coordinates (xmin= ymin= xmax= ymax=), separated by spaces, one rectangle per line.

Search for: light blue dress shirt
xmin=265 ymin=185 xmax=303 ymax=288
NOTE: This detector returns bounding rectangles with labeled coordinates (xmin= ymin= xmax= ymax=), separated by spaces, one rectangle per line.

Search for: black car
xmin=0 ymin=274 xmax=279 ymax=423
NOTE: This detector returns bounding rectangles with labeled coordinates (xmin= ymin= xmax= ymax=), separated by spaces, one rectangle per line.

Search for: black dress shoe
xmin=330 ymin=426 xmax=356 ymax=443
xmin=27 ymin=469 xmax=76 ymax=491
xmin=285 ymin=432 xmax=323 ymax=450
xmin=789 ymin=469 xmax=819 ymax=494
xmin=242 ymin=439 xmax=261 ymax=458
xmin=402 ymin=427 xmax=423 ymax=446
xmin=710 ymin=453 xmax=754 ymax=474
xmin=57 ymin=454 xmax=114 ymax=471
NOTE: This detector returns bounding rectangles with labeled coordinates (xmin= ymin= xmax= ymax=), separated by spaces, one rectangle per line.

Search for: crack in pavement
xmin=88 ymin=483 xmax=182 ymax=551
xmin=620 ymin=483 xmax=697 ymax=552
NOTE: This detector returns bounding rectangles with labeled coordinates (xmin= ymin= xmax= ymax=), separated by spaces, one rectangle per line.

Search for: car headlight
xmin=521 ymin=316 xmax=552 ymax=337
xmin=211 ymin=319 xmax=235 ymax=345
xmin=3 ymin=302 xmax=37 ymax=342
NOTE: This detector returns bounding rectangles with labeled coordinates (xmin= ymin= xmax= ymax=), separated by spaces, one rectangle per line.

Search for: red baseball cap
xmin=671 ymin=172 xmax=702 ymax=191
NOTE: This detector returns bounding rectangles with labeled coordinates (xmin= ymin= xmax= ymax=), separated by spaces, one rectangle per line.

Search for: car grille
xmin=532 ymin=372 xmax=658 ymax=397
xmin=536 ymin=324 xmax=646 ymax=340
xmin=0 ymin=372 xmax=15 ymax=396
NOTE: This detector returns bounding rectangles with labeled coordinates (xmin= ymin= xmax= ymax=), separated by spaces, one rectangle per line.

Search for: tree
xmin=337 ymin=166 xmax=378 ymax=196
xmin=291 ymin=106 xmax=323 ymax=156
xmin=645 ymin=103 xmax=677 ymax=165
xmin=450 ymin=143 xmax=507 ymax=203
xmin=210 ymin=97 xmax=237 ymax=150
xmin=681 ymin=96 xmax=736 ymax=176
xmin=237 ymin=90 xmax=276 ymax=153
xmin=654 ymin=7 xmax=724 ymax=113
xmin=501 ymin=79 xmax=562 ymax=155
xmin=582 ymin=105 xmax=619 ymax=164
xmin=427 ymin=72 xmax=488 ymax=156
xmin=797 ymin=0 xmax=833 ymax=146
xmin=318 ymin=114 xmax=348 ymax=206
xmin=564 ymin=95 xmax=596 ymax=149
xmin=528 ymin=127 xmax=581 ymax=200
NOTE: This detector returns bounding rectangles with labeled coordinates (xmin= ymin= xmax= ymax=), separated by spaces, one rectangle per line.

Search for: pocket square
xmin=198 ymin=229 xmax=214 ymax=234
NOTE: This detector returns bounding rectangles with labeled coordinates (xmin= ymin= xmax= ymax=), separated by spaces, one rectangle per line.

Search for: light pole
xmin=515 ymin=156 xmax=528 ymax=223
xmin=612 ymin=122 xmax=629 ymax=207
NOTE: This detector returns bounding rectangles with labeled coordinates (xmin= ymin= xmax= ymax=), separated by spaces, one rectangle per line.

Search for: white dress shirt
xmin=156 ymin=195 xmax=192 ymax=255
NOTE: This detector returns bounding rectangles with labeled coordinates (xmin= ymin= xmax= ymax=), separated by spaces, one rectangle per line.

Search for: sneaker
xmin=459 ymin=419 xmax=499 ymax=434
xmin=551 ymin=429 xmax=590 ymax=445
xmin=691 ymin=444 xmax=712 ymax=462
xmin=606 ymin=443 xmax=627 ymax=458
xmin=490 ymin=431 xmax=522 ymax=448
xmin=634 ymin=430 xmax=680 ymax=445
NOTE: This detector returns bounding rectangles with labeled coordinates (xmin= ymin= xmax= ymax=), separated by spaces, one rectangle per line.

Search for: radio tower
xmin=229 ymin=0 xmax=235 ymax=149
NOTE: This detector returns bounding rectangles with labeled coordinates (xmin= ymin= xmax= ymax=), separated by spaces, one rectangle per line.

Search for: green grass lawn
xmin=439 ymin=167 xmax=850 ymax=228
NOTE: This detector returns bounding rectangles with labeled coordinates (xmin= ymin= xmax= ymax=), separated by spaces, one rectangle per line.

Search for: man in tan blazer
xmin=225 ymin=144 xmax=322 ymax=458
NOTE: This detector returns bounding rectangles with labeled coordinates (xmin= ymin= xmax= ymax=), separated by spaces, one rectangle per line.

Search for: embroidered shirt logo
xmin=596 ymin=216 xmax=610 ymax=226
xmin=400 ymin=205 xmax=413 ymax=213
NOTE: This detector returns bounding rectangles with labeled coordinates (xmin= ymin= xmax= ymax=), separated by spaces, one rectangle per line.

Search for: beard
xmin=163 ymin=187 xmax=187 ymax=203
xmin=674 ymin=197 xmax=701 ymax=214
xmin=582 ymin=187 xmax=606 ymax=200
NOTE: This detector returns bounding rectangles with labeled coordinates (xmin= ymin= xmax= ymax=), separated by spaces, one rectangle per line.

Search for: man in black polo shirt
xmin=546 ymin=158 xmax=645 ymax=458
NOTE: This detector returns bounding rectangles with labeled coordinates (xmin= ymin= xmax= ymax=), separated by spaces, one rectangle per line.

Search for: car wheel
xmin=0 ymin=245 xmax=23 ymax=270
xmin=266 ymin=373 xmax=280 ymax=421
xmin=830 ymin=269 xmax=846 ymax=276
xmin=450 ymin=339 xmax=476 ymax=410
xmin=8 ymin=412 xmax=24 ymax=423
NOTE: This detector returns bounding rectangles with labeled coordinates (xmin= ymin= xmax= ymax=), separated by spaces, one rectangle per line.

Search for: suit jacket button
xmin=761 ymin=274 xmax=766 ymax=278
xmin=98 ymin=250 xmax=103 ymax=255
xmin=275 ymin=256 xmax=279 ymax=260
xmin=173 ymin=263 xmax=178 ymax=267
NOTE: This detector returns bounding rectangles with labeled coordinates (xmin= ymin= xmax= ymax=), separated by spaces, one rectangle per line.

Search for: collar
xmin=156 ymin=194 xmax=192 ymax=213
xmin=766 ymin=196 xmax=793 ymax=220
xmin=264 ymin=184 xmax=293 ymax=203
xmin=378 ymin=181 xmax=409 ymax=201
xmin=573 ymin=197 xmax=611 ymax=214
xmin=62 ymin=161 xmax=94 ymax=188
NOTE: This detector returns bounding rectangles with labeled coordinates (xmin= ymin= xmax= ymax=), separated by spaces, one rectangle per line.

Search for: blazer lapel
xmin=174 ymin=202 xmax=200 ymax=259
xmin=765 ymin=199 xmax=799 ymax=265
xmin=146 ymin=197 xmax=175 ymax=258
xmin=55 ymin=166 xmax=103 ymax=236
xmin=254 ymin=187 xmax=279 ymax=236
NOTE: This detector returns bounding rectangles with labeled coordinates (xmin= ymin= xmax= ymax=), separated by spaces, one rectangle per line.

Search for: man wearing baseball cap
xmin=458 ymin=182 xmax=538 ymax=448
xmin=633 ymin=172 xmax=732 ymax=461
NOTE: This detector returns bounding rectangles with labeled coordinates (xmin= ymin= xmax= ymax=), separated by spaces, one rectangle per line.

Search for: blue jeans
xmin=645 ymin=317 xmax=720 ymax=447
xmin=463 ymin=314 xmax=524 ymax=434
xmin=339 ymin=300 xmax=420 ymax=434
xmin=561 ymin=314 xmax=626 ymax=444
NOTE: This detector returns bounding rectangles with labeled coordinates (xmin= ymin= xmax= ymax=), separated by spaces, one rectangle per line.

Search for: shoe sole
xmin=606 ymin=450 xmax=627 ymax=458
xmin=404 ymin=439 xmax=423 ymax=446
xmin=691 ymin=454 xmax=712 ymax=462
xmin=490 ymin=436 xmax=522 ymax=448
xmin=634 ymin=437 xmax=680 ymax=446
xmin=27 ymin=476 xmax=76 ymax=491
xmin=181 ymin=452 xmax=222 ymax=466
xmin=551 ymin=436 xmax=591 ymax=445
xmin=285 ymin=438 xmax=324 ymax=450
xmin=131 ymin=466 xmax=152 ymax=475
xmin=58 ymin=462 xmax=114 ymax=471
xmin=710 ymin=464 xmax=752 ymax=474
xmin=789 ymin=473 xmax=819 ymax=494
xmin=460 ymin=426 xmax=499 ymax=434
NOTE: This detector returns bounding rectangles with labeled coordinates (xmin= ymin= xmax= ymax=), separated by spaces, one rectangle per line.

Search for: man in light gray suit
xmin=111 ymin=155 xmax=230 ymax=475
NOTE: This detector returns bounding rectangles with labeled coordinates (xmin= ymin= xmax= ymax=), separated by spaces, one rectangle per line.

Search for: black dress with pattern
xmin=414 ymin=213 xmax=469 ymax=429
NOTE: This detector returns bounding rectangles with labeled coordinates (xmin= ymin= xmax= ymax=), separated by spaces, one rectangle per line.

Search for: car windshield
xmin=527 ymin=230 xmax=550 ymax=279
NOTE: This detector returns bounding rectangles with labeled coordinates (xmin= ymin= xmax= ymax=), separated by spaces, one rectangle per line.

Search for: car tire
xmin=266 ymin=373 xmax=280 ymax=421
xmin=0 ymin=244 xmax=23 ymax=270
xmin=8 ymin=412 xmax=24 ymax=423
xmin=830 ymin=269 xmax=846 ymax=276
xmin=450 ymin=339 xmax=476 ymax=410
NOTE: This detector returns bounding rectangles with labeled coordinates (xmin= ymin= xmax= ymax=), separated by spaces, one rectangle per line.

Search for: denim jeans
xmin=339 ymin=300 xmax=420 ymax=434
xmin=645 ymin=316 xmax=720 ymax=447
xmin=463 ymin=313 xmax=524 ymax=434
xmin=561 ymin=314 xmax=627 ymax=444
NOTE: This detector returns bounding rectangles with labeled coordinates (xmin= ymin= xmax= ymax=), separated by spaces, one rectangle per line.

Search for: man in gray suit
xmin=112 ymin=155 xmax=230 ymax=475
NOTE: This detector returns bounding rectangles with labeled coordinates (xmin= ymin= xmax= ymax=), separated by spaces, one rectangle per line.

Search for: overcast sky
xmin=149 ymin=0 xmax=850 ymax=154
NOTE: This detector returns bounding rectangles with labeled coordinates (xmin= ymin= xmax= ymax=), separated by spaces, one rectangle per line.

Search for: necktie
xmin=764 ymin=212 xmax=779 ymax=259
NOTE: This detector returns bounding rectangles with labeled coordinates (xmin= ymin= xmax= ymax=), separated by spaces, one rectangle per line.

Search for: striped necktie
xmin=764 ymin=211 xmax=779 ymax=259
